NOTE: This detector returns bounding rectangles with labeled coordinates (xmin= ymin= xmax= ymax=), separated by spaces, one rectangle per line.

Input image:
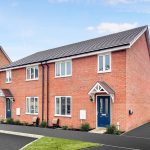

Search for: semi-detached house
xmin=0 ymin=25 xmax=150 ymax=131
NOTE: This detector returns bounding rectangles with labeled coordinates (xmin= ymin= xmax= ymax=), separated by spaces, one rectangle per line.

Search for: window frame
xmin=26 ymin=65 xmax=39 ymax=81
xmin=55 ymin=96 xmax=72 ymax=117
xmin=97 ymin=53 xmax=111 ymax=73
xmin=6 ymin=69 xmax=12 ymax=83
xmin=55 ymin=60 xmax=72 ymax=78
xmin=26 ymin=97 xmax=39 ymax=115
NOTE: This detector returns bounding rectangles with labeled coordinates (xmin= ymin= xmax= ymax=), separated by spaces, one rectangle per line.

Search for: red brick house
xmin=0 ymin=46 xmax=11 ymax=67
xmin=0 ymin=26 xmax=149 ymax=131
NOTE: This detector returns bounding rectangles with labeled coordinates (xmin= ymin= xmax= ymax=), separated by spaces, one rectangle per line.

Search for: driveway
xmin=0 ymin=133 xmax=35 ymax=150
xmin=123 ymin=123 xmax=150 ymax=139
xmin=0 ymin=123 xmax=149 ymax=150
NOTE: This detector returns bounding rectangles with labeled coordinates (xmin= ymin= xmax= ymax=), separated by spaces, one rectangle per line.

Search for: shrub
xmin=6 ymin=118 xmax=14 ymax=124
xmin=62 ymin=125 xmax=68 ymax=130
xmin=22 ymin=121 xmax=29 ymax=126
xmin=80 ymin=123 xmax=90 ymax=131
xmin=13 ymin=120 xmax=21 ymax=125
xmin=40 ymin=121 xmax=47 ymax=128
xmin=106 ymin=125 xmax=120 ymax=135
xmin=0 ymin=119 xmax=4 ymax=124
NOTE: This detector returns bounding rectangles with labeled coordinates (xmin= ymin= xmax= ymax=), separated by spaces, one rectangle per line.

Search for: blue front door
xmin=97 ymin=96 xmax=110 ymax=127
xmin=6 ymin=98 xmax=11 ymax=118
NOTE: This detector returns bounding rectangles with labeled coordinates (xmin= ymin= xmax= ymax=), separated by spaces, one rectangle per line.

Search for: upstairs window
xmin=6 ymin=70 xmax=11 ymax=83
xmin=98 ymin=53 xmax=111 ymax=73
xmin=26 ymin=66 xmax=38 ymax=80
xmin=55 ymin=60 xmax=72 ymax=77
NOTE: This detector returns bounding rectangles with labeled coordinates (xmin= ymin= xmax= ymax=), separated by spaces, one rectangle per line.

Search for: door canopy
xmin=88 ymin=81 xmax=115 ymax=102
xmin=0 ymin=89 xmax=14 ymax=102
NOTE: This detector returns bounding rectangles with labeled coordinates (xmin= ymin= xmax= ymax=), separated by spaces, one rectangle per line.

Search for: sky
xmin=0 ymin=0 xmax=150 ymax=61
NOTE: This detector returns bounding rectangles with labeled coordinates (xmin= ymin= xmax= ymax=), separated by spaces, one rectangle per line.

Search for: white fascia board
xmin=0 ymin=45 xmax=130 ymax=72
xmin=47 ymin=45 xmax=130 ymax=63
xmin=130 ymin=27 xmax=147 ymax=47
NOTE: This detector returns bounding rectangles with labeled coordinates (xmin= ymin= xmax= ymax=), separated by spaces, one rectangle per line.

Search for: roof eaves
xmin=0 ymin=43 xmax=130 ymax=71
xmin=129 ymin=26 xmax=148 ymax=48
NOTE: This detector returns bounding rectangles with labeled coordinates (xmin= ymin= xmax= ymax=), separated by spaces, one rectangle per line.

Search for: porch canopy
xmin=0 ymin=89 xmax=14 ymax=101
xmin=88 ymin=81 xmax=115 ymax=102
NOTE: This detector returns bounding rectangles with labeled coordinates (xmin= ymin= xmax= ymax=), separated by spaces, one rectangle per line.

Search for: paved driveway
xmin=123 ymin=123 xmax=150 ymax=139
xmin=0 ymin=123 xmax=150 ymax=150
xmin=0 ymin=133 xmax=35 ymax=150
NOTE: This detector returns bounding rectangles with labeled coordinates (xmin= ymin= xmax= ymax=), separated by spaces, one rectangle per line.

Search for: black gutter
xmin=45 ymin=63 xmax=49 ymax=126
xmin=41 ymin=62 xmax=44 ymax=122
xmin=1 ymin=43 xmax=131 ymax=70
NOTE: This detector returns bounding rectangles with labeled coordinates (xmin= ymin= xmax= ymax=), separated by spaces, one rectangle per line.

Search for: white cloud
xmin=105 ymin=0 xmax=150 ymax=5
xmin=87 ymin=22 xmax=138 ymax=34
xmin=105 ymin=0 xmax=131 ymax=5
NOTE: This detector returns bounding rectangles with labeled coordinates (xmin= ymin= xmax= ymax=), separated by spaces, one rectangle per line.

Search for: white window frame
xmin=6 ymin=70 xmax=12 ymax=83
xmin=55 ymin=60 xmax=72 ymax=78
xmin=98 ymin=53 xmax=111 ymax=73
xmin=55 ymin=96 xmax=72 ymax=117
xmin=26 ymin=97 xmax=39 ymax=115
xmin=26 ymin=65 xmax=39 ymax=81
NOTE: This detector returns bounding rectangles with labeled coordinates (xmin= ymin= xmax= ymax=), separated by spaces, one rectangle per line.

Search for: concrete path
xmin=0 ymin=123 xmax=149 ymax=150
xmin=0 ymin=133 xmax=35 ymax=150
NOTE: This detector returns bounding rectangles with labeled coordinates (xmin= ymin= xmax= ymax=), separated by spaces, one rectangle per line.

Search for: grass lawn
xmin=23 ymin=136 xmax=100 ymax=150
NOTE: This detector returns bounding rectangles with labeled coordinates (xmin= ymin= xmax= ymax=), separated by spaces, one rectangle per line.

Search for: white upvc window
xmin=6 ymin=70 xmax=12 ymax=83
xmin=98 ymin=53 xmax=111 ymax=73
xmin=26 ymin=97 xmax=38 ymax=115
xmin=55 ymin=60 xmax=72 ymax=77
xmin=55 ymin=96 xmax=71 ymax=117
xmin=26 ymin=65 xmax=39 ymax=80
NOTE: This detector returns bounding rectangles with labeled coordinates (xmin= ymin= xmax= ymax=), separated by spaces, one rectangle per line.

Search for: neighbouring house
xmin=0 ymin=26 xmax=149 ymax=132
xmin=0 ymin=46 xmax=11 ymax=67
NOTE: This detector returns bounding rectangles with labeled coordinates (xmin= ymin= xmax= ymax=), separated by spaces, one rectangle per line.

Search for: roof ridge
xmin=37 ymin=25 xmax=148 ymax=54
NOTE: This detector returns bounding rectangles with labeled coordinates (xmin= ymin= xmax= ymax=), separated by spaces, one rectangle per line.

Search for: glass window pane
xmin=99 ymin=56 xmax=103 ymax=71
xmin=34 ymin=98 xmax=38 ymax=113
xmin=31 ymin=68 xmax=34 ymax=79
xmin=61 ymin=97 xmax=65 ymax=115
xmin=105 ymin=98 xmax=108 ymax=115
xmin=26 ymin=98 xmax=30 ymax=113
xmin=27 ymin=68 xmax=30 ymax=79
xmin=105 ymin=55 xmax=110 ymax=71
xmin=56 ymin=98 xmax=60 ymax=114
xmin=35 ymin=67 xmax=38 ymax=79
xmin=100 ymin=98 xmax=103 ymax=113
xmin=30 ymin=97 xmax=34 ymax=114
xmin=61 ymin=62 xmax=65 ymax=76
xmin=66 ymin=62 xmax=71 ymax=75
xmin=66 ymin=97 xmax=71 ymax=115
xmin=56 ymin=63 xmax=60 ymax=76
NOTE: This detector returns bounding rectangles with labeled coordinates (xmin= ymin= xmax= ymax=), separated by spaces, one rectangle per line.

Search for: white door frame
xmin=96 ymin=95 xmax=112 ymax=128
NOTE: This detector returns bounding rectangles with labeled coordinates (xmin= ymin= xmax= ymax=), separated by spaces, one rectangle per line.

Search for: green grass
xmin=23 ymin=137 xmax=100 ymax=150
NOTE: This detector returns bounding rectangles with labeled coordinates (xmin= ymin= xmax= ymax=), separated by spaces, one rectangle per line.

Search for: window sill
xmin=5 ymin=81 xmax=12 ymax=84
xmin=55 ymin=75 xmax=72 ymax=78
xmin=25 ymin=113 xmax=38 ymax=115
xmin=98 ymin=70 xmax=111 ymax=74
xmin=26 ymin=78 xmax=39 ymax=81
xmin=54 ymin=114 xmax=71 ymax=118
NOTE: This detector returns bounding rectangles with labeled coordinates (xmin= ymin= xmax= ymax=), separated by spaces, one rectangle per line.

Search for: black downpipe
xmin=41 ymin=62 xmax=44 ymax=122
xmin=46 ymin=63 xmax=49 ymax=126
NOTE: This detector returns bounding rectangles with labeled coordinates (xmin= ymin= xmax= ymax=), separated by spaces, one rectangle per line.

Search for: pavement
xmin=0 ymin=123 xmax=149 ymax=150
xmin=0 ymin=133 xmax=35 ymax=150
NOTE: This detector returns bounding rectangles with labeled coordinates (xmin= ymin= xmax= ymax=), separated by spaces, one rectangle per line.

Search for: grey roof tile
xmin=1 ymin=25 xmax=147 ymax=69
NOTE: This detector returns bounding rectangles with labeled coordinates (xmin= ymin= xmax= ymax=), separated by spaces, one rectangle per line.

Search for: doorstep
xmin=89 ymin=127 xmax=106 ymax=134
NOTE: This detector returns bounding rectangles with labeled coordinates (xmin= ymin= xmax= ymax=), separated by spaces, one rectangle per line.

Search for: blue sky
xmin=0 ymin=0 xmax=150 ymax=61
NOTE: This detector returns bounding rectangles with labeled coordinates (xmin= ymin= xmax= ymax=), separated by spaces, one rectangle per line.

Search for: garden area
xmin=23 ymin=137 xmax=100 ymax=150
